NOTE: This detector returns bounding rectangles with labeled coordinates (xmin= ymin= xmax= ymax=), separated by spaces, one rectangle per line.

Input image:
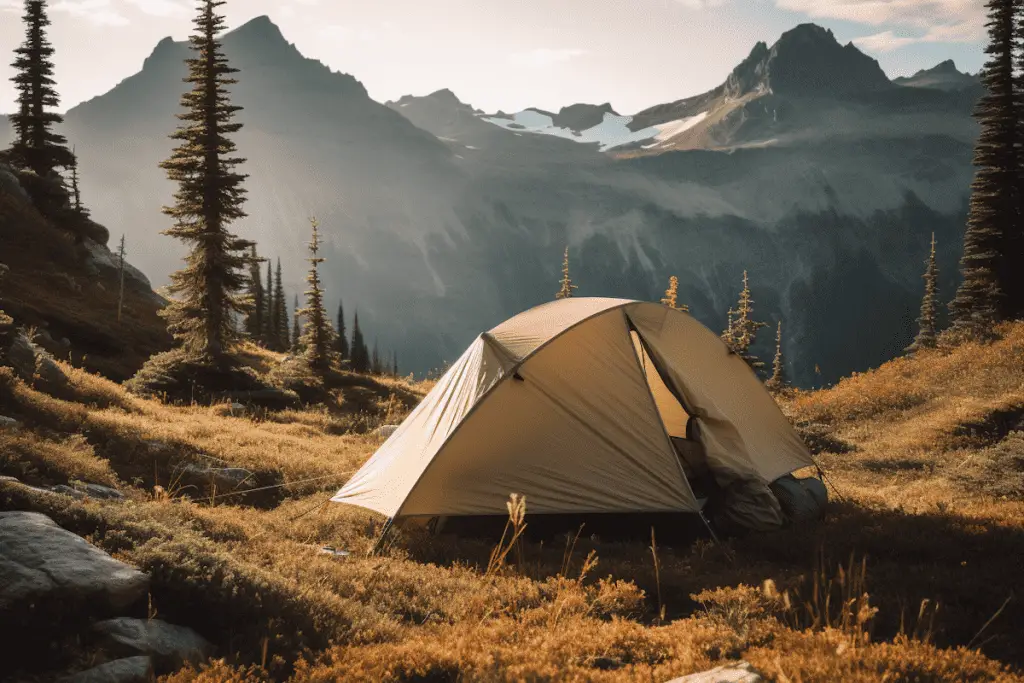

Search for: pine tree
xmin=949 ymin=0 xmax=1017 ymax=336
xmin=273 ymin=259 xmax=288 ymax=351
xmin=351 ymin=311 xmax=368 ymax=373
xmin=335 ymin=300 xmax=349 ymax=360
xmin=556 ymin=246 xmax=578 ymax=299
xmin=765 ymin=321 xmax=790 ymax=391
xmin=7 ymin=0 xmax=75 ymax=178
xmin=263 ymin=260 xmax=274 ymax=346
xmin=371 ymin=340 xmax=382 ymax=375
xmin=65 ymin=147 xmax=89 ymax=230
xmin=243 ymin=246 xmax=265 ymax=342
xmin=907 ymin=233 xmax=940 ymax=353
xmin=392 ymin=351 xmax=398 ymax=377
xmin=116 ymin=234 xmax=126 ymax=323
xmin=661 ymin=275 xmax=689 ymax=312
xmin=158 ymin=0 xmax=252 ymax=361
xmin=721 ymin=271 xmax=769 ymax=371
xmin=297 ymin=218 xmax=335 ymax=373
xmin=291 ymin=294 xmax=302 ymax=354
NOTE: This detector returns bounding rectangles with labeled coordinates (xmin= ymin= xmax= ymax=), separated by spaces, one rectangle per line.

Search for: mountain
xmin=893 ymin=60 xmax=982 ymax=92
xmin=38 ymin=17 xmax=981 ymax=385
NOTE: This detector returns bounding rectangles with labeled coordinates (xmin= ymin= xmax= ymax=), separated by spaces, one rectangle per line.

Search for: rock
xmin=4 ymin=330 xmax=69 ymax=389
xmin=0 ymin=475 xmax=20 ymax=483
xmin=229 ymin=402 xmax=246 ymax=414
xmin=374 ymin=424 xmax=400 ymax=438
xmin=0 ymin=415 xmax=21 ymax=429
xmin=52 ymin=482 xmax=125 ymax=501
xmin=665 ymin=661 xmax=763 ymax=683
xmin=0 ymin=511 xmax=149 ymax=613
xmin=61 ymin=656 xmax=153 ymax=683
xmin=35 ymin=351 xmax=70 ymax=389
xmin=94 ymin=618 xmax=211 ymax=671
xmin=178 ymin=464 xmax=257 ymax=494
xmin=49 ymin=485 xmax=88 ymax=500
xmin=0 ymin=163 xmax=30 ymax=203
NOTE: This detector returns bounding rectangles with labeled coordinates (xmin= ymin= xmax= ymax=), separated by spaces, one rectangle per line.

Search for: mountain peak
xmin=928 ymin=59 xmax=959 ymax=74
xmin=228 ymin=15 xmax=283 ymax=39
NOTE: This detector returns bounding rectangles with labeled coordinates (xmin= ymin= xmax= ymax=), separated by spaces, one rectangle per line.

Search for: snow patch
xmin=479 ymin=110 xmax=708 ymax=152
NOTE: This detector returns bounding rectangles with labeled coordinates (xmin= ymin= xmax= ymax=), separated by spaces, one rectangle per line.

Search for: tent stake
xmin=698 ymin=509 xmax=721 ymax=545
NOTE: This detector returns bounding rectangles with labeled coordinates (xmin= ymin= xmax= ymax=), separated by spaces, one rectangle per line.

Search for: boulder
xmin=177 ymin=464 xmax=257 ymax=494
xmin=61 ymin=656 xmax=153 ymax=683
xmin=0 ymin=415 xmax=21 ymax=429
xmin=0 ymin=163 xmax=30 ymax=203
xmin=0 ymin=511 xmax=149 ymax=614
xmin=4 ymin=330 xmax=69 ymax=389
xmin=665 ymin=661 xmax=763 ymax=683
xmin=93 ymin=618 xmax=211 ymax=671
xmin=374 ymin=424 xmax=400 ymax=438
xmin=51 ymin=482 xmax=125 ymax=501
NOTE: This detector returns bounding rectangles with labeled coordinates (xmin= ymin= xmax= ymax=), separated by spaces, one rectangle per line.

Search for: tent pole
xmin=371 ymin=517 xmax=395 ymax=556
xmin=815 ymin=462 xmax=846 ymax=503
xmin=698 ymin=509 xmax=721 ymax=545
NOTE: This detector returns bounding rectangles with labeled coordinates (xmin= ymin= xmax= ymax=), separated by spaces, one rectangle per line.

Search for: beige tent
xmin=333 ymin=297 xmax=813 ymax=522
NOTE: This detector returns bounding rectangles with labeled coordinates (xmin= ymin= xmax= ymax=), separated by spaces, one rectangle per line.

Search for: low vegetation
xmin=1 ymin=324 xmax=1023 ymax=681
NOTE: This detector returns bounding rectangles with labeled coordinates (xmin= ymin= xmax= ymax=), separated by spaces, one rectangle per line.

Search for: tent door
xmin=628 ymin=326 xmax=715 ymax=500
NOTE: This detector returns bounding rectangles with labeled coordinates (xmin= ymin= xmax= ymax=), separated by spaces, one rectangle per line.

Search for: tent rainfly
xmin=333 ymin=297 xmax=816 ymax=528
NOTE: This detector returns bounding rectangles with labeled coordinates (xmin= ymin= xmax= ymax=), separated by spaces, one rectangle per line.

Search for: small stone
xmin=664 ymin=662 xmax=763 ymax=683
xmin=61 ymin=656 xmax=153 ymax=683
xmin=0 ymin=415 xmax=21 ymax=429
xmin=93 ymin=618 xmax=212 ymax=671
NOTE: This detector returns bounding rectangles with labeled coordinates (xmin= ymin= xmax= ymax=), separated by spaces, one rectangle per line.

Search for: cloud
xmin=124 ymin=0 xmax=190 ymax=17
xmin=673 ymin=0 xmax=729 ymax=8
xmin=51 ymin=0 xmax=129 ymax=26
xmin=507 ymin=48 xmax=589 ymax=68
xmin=851 ymin=30 xmax=919 ymax=52
xmin=775 ymin=0 xmax=985 ymax=45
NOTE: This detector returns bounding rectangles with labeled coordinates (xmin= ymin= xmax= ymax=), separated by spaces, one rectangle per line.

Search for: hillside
xmin=1 ymin=320 xmax=1023 ymax=680
xmin=24 ymin=16 xmax=980 ymax=386
xmin=0 ymin=164 xmax=169 ymax=381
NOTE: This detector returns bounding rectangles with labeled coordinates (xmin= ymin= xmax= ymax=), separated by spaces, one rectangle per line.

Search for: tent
xmin=333 ymin=297 xmax=817 ymax=532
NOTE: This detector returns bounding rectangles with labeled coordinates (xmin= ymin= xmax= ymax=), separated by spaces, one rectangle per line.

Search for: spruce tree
xmin=392 ymin=350 xmax=398 ymax=377
xmin=371 ymin=340 xmax=381 ymax=375
xmin=907 ymin=233 xmax=940 ymax=353
xmin=273 ymin=259 xmax=288 ymax=350
xmin=263 ymin=260 xmax=274 ymax=346
xmin=661 ymin=275 xmax=689 ymax=312
xmin=117 ymin=235 xmax=126 ymax=323
xmin=721 ymin=271 xmax=768 ymax=372
xmin=297 ymin=218 xmax=335 ymax=373
xmin=556 ymin=246 xmax=577 ymax=299
xmin=8 ymin=0 xmax=74 ymax=178
xmin=244 ymin=246 xmax=265 ymax=342
xmin=158 ymin=0 xmax=251 ymax=361
xmin=335 ymin=300 xmax=349 ymax=360
xmin=949 ymin=0 xmax=1017 ymax=335
xmin=765 ymin=321 xmax=790 ymax=391
xmin=291 ymin=295 xmax=301 ymax=354
xmin=351 ymin=311 xmax=368 ymax=373
xmin=66 ymin=147 xmax=89 ymax=231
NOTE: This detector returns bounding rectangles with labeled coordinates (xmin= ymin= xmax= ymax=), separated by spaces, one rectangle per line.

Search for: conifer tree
xmin=244 ymin=246 xmax=265 ymax=342
xmin=8 ymin=0 xmax=74 ymax=178
xmin=765 ymin=321 xmax=790 ymax=391
xmin=273 ymin=259 xmax=288 ymax=350
xmin=117 ymin=235 xmax=126 ymax=323
xmin=263 ymin=260 xmax=274 ymax=346
xmin=335 ymin=300 xmax=349 ymax=360
xmin=351 ymin=311 xmax=368 ymax=373
xmin=66 ymin=147 xmax=89 ymax=226
xmin=298 ymin=218 xmax=335 ymax=374
xmin=907 ymin=233 xmax=940 ymax=353
xmin=291 ymin=294 xmax=301 ymax=354
xmin=661 ymin=275 xmax=689 ymax=312
xmin=721 ymin=271 xmax=768 ymax=371
xmin=158 ymin=0 xmax=252 ymax=361
xmin=371 ymin=340 xmax=381 ymax=375
xmin=556 ymin=246 xmax=577 ymax=299
xmin=392 ymin=350 xmax=398 ymax=377
xmin=949 ymin=0 xmax=1017 ymax=335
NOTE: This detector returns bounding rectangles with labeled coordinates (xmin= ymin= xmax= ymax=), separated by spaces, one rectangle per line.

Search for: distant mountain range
xmin=0 ymin=19 xmax=983 ymax=385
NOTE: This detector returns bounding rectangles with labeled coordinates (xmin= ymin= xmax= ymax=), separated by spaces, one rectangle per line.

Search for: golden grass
xmin=2 ymin=326 xmax=1024 ymax=681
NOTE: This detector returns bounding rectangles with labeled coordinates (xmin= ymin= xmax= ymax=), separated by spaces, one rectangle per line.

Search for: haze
xmin=0 ymin=0 xmax=986 ymax=116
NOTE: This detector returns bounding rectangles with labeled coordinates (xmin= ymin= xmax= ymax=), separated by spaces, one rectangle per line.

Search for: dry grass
xmin=2 ymin=325 xmax=1024 ymax=681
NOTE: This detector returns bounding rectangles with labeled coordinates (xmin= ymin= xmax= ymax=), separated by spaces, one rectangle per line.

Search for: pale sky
xmin=0 ymin=0 xmax=986 ymax=116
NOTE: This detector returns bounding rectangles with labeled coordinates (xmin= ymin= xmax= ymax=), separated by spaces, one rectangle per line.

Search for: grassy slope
xmin=0 ymin=189 xmax=171 ymax=381
xmin=1 ymin=331 xmax=1024 ymax=681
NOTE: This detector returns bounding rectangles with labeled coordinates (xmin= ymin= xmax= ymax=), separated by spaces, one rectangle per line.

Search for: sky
xmin=0 ymin=0 xmax=987 ymax=116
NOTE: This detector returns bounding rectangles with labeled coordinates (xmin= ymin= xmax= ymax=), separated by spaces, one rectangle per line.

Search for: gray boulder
xmin=51 ymin=482 xmax=125 ymax=501
xmin=94 ymin=618 xmax=211 ymax=671
xmin=61 ymin=656 xmax=153 ymax=683
xmin=665 ymin=661 xmax=763 ymax=683
xmin=4 ymin=330 xmax=69 ymax=389
xmin=177 ymin=464 xmax=256 ymax=495
xmin=0 ymin=511 xmax=149 ymax=613
xmin=0 ymin=415 xmax=21 ymax=429
xmin=0 ymin=163 xmax=29 ymax=203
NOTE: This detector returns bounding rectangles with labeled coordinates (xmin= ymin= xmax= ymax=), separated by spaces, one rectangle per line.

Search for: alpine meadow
xmin=2 ymin=1 xmax=1024 ymax=682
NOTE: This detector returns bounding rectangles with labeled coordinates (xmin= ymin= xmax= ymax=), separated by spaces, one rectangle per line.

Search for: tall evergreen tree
xmin=273 ymin=259 xmax=288 ymax=351
xmin=244 ymin=246 xmax=265 ymax=342
xmin=949 ymin=0 xmax=1017 ymax=336
xmin=335 ymin=300 xmax=349 ymax=360
xmin=556 ymin=246 xmax=577 ymax=299
xmin=721 ymin=271 xmax=769 ymax=372
xmin=371 ymin=340 xmax=382 ymax=375
xmin=907 ymin=233 xmax=941 ymax=353
xmin=263 ymin=260 xmax=274 ymax=346
xmin=765 ymin=321 xmax=790 ymax=392
xmin=291 ymin=294 xmax=302 ymax=354
xmin=65 ymin=147 xmax=89 ymax=227
xmin=158 ymin=0 xmax=251 ymax=360
xmin=661 ymin=275 xmax=689 ymax=312
xmin=117 ymin=234 xmax=126 ymax=323
xmin=350 ymin=311 xmax=368 ymax=373
xmin=298 ymin=218 xmax=335 ymax=373
xmin=7 ymin=0 xmax=74 ymax=178
xmin=392 ymin=350 xmax=398 ymax=377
